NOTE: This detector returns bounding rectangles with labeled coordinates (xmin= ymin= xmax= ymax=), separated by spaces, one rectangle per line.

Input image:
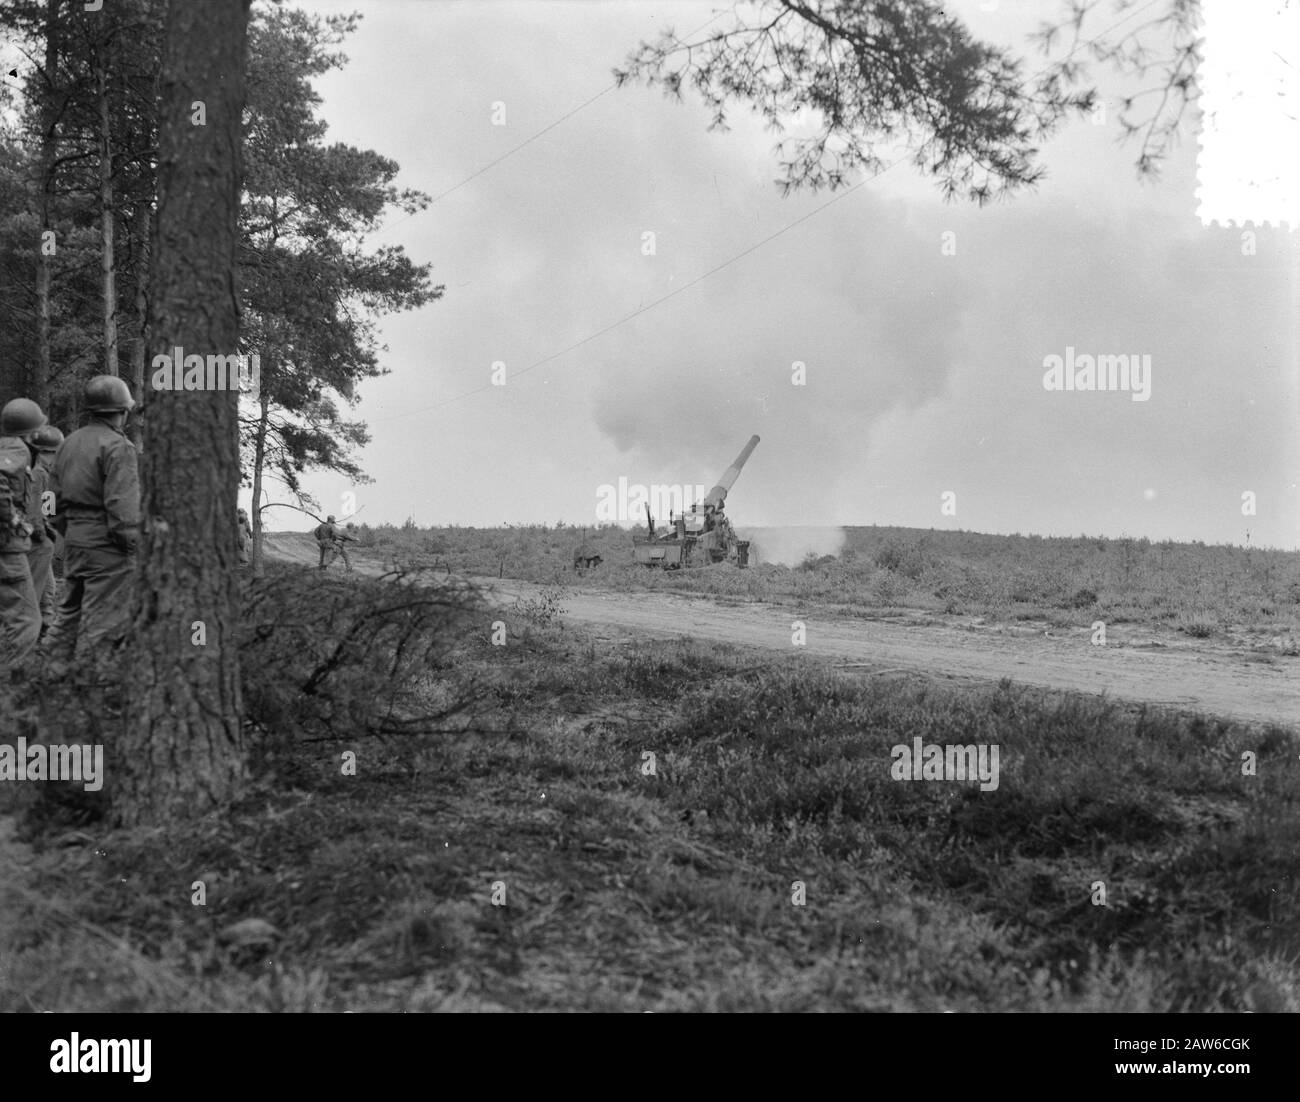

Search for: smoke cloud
xmin=741 ymin=526 xmax=847 ymax=567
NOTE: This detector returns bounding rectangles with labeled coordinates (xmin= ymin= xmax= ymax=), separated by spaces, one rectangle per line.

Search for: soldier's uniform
xmin=44 ymin=380 xmax=140 ymax=660
xmin=339 ymin=525 xmax=355 ymax=571
xmin=32 ymin=437 xmax=62 ymax=629
xmin=315 ymin=518 xmax=336 ymax=569
xmin=0 ymin=421 xmax=42 ymax=663
xmin=25 ymin=428 xmax=62 ymax=634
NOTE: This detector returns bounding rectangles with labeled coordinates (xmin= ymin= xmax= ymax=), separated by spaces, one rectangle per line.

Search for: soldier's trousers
xmin=0 ymin=550 xmax=41 ymax=663
xmin=318 ymin=541 xmax=351 ymax=570
xmin=27 ymin=539 xmax=55 ymax=629
xmin=43 ymin=544 xmax=135 ymax=660
xmin=40 ymin=561 xmax=56 ymax=626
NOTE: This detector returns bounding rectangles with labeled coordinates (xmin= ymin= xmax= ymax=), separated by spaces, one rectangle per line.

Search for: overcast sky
xmin=273 ymin=0 xmax=1299 ymax=550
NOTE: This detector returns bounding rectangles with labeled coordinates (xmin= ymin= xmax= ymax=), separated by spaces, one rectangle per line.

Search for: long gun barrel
xmin=703 ymin=435 xmax=760 ymax=510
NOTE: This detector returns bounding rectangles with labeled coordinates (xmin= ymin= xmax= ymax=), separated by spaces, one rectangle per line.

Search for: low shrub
xmin=240 ymin=563 xmax=484 ymax=742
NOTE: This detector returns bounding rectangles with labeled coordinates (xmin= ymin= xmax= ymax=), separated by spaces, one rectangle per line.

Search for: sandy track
xmin=263 ymin=534 xmax=1299 ymax=730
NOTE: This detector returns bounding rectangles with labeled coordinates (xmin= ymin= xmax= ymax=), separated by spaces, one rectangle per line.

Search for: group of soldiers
xmin=0 ymin=375 xmax=139 ymax=667
xmin=0 ymin=374 xmax=269 ymax=669
xmin=0 ymin=373 xmax=367 ymax=667
xmin=314 ymin=514 xmax=357 ymax=572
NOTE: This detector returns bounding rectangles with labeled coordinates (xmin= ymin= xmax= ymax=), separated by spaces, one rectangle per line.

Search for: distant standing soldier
xmin=338 ymin=522 xmax=359 ymax=572
xmin=236 ymin=507 xmax=253 ymax=567
xmin=43 ymin=376 xmax=140 ymax=660
xmin=27 ymin=424 xmax=64 ymax=637
xmin=0 ymin=397 xmax=48 ymax=663
xmin=314 ymin=514 xmax=337 ymax=569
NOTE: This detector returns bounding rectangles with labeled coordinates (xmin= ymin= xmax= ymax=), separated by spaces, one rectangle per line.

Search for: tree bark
xmin=128 ymin=199 xmax=150 ymax=446
xmin=33 ymin=0 xmax=61 ymax=410
xmin=95 ymin=48 xmax=119 ymax=377
xmin=119 ymin=0 xmax=252 ymax=827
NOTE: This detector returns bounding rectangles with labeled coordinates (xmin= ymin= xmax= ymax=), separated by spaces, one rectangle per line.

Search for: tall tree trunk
xmin=128 ymin=199 xmax=150 ymax=446
xmin=34 ymin=191 xmax=52 ymax=406
xmin=96 ymin=49 xmax=119 ymax=377
xmin=250 ymin=388 xmax=269 ymax=577
xmin=120 ymin=0 xmax=252 ymax=827
xmin=33 ymin=0 xmax=61 ymax=409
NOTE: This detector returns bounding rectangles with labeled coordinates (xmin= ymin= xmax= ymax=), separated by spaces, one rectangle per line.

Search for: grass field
xmin=1 ymin=556 xmax=1297 ymax=1012
xmin=355 ymin=522 xmax=1300 ymax=650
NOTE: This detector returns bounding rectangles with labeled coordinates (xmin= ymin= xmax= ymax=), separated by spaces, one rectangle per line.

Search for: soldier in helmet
xmin=314 ymin=514 xmax=338 ymax=570
xmin=27 ymin=424 xmax=64 ymax=637
xmin=313 ymin=514 xmax=356 ymax=572
xmin=43 ymin=375 xmax=140 ymax=661
xmin=0 ymin=397 xmax=48 ymax=663
xmin=339 ymin=522 xmax=357 ymax=572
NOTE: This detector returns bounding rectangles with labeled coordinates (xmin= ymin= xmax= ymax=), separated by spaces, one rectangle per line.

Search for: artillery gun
xmin=633 ymin=435 xmax=759 ymax=569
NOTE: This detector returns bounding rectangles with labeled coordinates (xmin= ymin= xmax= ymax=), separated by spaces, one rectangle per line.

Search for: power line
xmin=371 ymin=84 xmax=615 ymax=240
xmin=380 ymin=0 xmax=1166 ymax=420
xmin=370 ymin=11 xmax=727 ymax=240
xmin=389 ymin=169 xmax=887 ymax=418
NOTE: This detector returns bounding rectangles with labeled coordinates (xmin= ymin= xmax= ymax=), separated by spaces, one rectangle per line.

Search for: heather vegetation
xmin=349 ymin=521 xmax=1300 ymax=649
xmin=5 ymin=554 xmax=1294 ymax=1012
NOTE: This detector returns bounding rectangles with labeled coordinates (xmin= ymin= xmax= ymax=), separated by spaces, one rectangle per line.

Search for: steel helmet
xmin=1 ymin=398 xmax=47 ymax=435
xmin=326 ymin=515 xmax=336 ymax=523
xmin=31 ymin=424 xmax=64 ymax=452
xmin=83 ymin=374 xmax=135 ymax=413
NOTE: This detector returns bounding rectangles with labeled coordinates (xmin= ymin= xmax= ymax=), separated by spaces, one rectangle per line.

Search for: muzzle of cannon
xmin=702 ymin=434 xmax=760 ymax=511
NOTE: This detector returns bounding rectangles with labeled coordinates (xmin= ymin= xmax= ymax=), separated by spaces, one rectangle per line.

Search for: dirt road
xmin=264 ymin=534 xmax=1299 ymax=730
